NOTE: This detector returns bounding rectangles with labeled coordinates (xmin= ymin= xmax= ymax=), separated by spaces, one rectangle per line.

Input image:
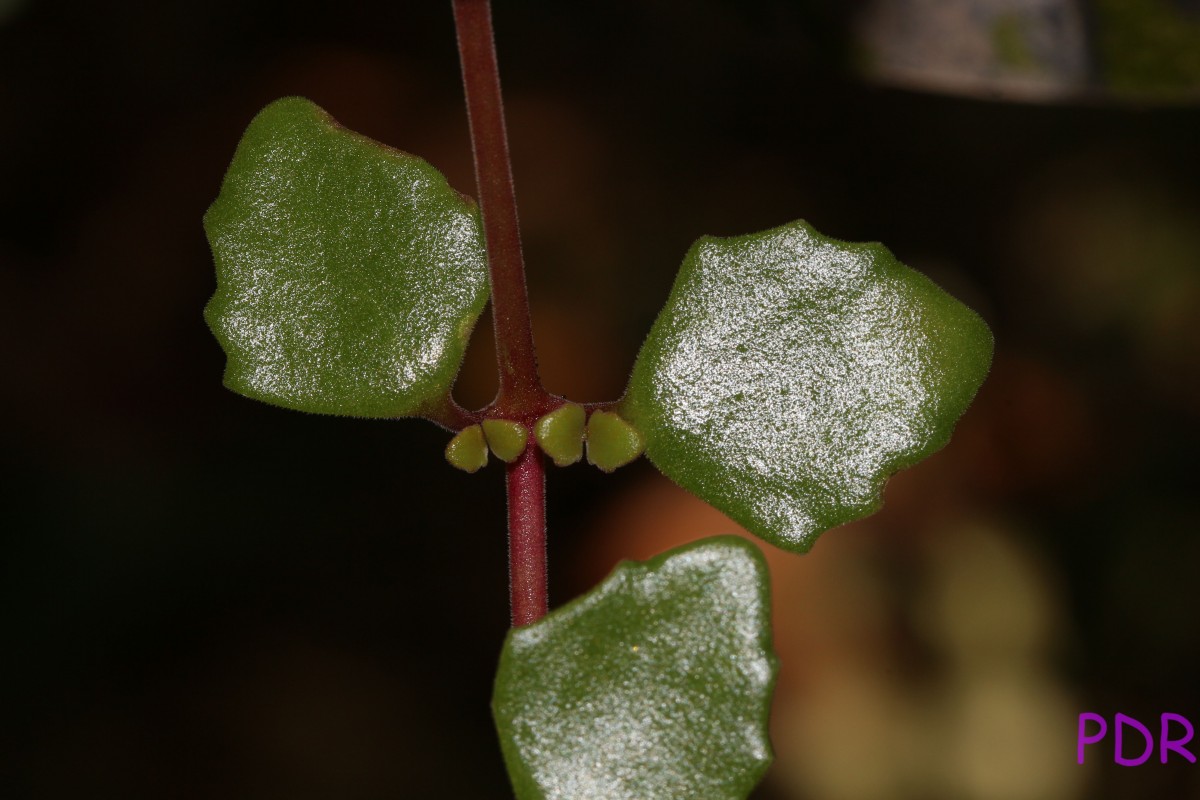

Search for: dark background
xmin=3 ymin=1 xmax=1199 ymax=798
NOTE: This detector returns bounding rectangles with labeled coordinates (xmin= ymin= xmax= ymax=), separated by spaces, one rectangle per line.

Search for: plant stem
xmin=452 ymin=0 xmax=550 ymax=626
xmin=421 ymin=395 xmax=479 ymax=432
xmin=506 ymin=442 xmax=548 ymax=626
xmin=451 ymin=0 xmax=547 ymax=415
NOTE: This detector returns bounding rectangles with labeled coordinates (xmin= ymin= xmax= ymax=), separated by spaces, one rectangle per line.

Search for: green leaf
xmin=204 ymin=97 xmax=489 ymax=418
xmin=493 ymin=536 xmax=776 ymax=800
xmin=623 ymin=220 xmax=992 ymax=553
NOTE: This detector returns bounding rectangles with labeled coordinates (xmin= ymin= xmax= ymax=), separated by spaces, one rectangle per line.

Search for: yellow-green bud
xmin=585 ymin=410 xmax=646 ymax=472
xmin=533 ymin=403 xmax=586 ymax=467
xmin=445 ymin=424 xmax=488 ymax=473
xmin=482 ymin=419 xmax=528 ymax=463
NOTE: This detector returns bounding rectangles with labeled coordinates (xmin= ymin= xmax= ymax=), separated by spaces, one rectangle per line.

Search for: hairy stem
xmin=421 ymin=395 xmax=479 ymax=431
xmin=506 ymin=442 xmax=548 ymax=626
xmin=453 ymin=0 xmax=550 ymax=626
xmin=452 ymin=0 xmax=547 ymax=414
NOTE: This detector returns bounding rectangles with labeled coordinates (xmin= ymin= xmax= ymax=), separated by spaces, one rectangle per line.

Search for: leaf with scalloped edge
xmin=204 ymin=97 xmax=489 ymax=418
xmin=492 ymin=536 xmax=776 ymax=800
xmin=622 ymin=220 xmax=992 ymax=553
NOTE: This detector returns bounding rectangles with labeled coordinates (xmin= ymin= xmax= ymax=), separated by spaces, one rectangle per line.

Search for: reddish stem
xmin=452 ymin=0 xmax=550 ymax=626
xmin=506 ymin=443 xmax=548 ymax=626
xmin=452 ymin=0 xmax=548 ymax=415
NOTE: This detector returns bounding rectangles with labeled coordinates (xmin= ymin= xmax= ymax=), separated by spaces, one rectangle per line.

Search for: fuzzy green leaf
xmin=623 ymin=220 xmax=992 ymax=552
xmin=493 ymin=536 xmax=776 ymax=800
xmin=204 ymin=97 xmax=489 ymax=418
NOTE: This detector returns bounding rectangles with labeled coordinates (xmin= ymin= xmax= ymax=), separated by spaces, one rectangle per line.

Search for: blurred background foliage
xmin=2 ymin=1 xmax=1199 ymax=798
